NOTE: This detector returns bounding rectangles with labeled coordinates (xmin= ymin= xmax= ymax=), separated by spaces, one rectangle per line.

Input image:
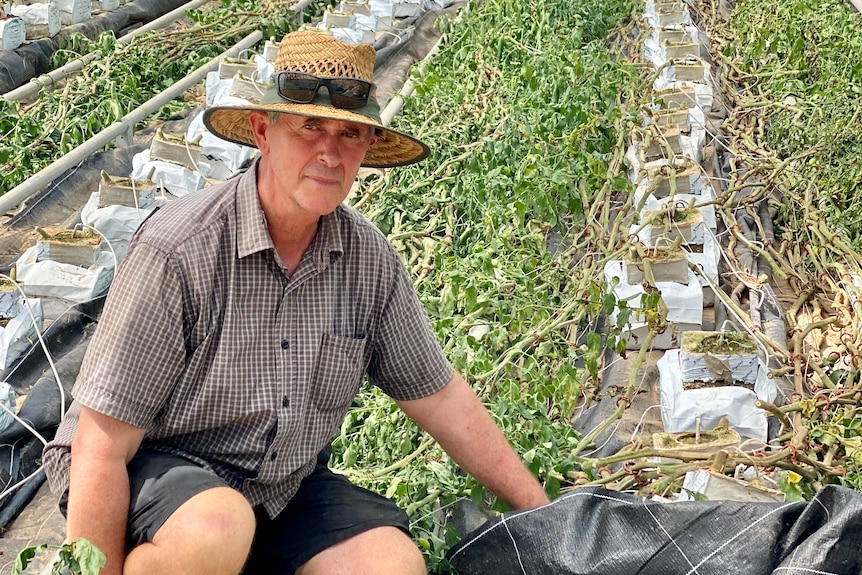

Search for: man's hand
xmin=396 ymin=372 xmax=550 ymax=510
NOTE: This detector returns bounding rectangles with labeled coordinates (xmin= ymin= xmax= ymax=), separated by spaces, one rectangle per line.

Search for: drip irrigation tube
xmin=3 ymin=0 xmax=211 ymax=103
xmin=0 ymin=31 xmax=263 ymax=216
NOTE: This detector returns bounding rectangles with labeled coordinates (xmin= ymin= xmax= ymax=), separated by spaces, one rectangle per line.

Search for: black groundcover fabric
xmin=447 ymin=485 xmax=862 ymax=574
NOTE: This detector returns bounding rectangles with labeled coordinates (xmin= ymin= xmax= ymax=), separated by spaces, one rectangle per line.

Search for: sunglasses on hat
xmin=276 ymin=71 xmax=373 ymax=109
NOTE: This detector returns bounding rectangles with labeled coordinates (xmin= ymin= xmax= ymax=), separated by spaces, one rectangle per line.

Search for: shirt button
xmin=270 ymin=452 xmax=278 ymax=461
xmin=282 ymin=396 xmax=290 ymax=408
xmin=280 ymin=339 xmax=289 ymax=349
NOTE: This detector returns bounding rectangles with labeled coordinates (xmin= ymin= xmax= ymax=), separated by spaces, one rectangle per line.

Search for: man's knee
xmin=162 ymin=486 xmax=255 ymax=546
xmin=296 ymin=526 xmax=425 ymax=575
xmin=141 ymin=487 xmax=256 ymax=572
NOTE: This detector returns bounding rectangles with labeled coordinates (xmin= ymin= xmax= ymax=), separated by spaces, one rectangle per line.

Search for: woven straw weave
xmin=276 ymin=31 xmax=375 ymax=80
xmin=202 ymin=30 xmax=430 ymax=168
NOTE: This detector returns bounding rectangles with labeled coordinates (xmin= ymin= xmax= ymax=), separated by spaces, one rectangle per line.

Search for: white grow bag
xmin=16 ymin=246 xmax=114 ymax=319
xmin=659 ymin=349 xmax=777 ymax=441
xmin=605 ymin=261 xmax=703 ymax=350
xmin=81 ymin=191 xmax=167 ymax=262
xmin=0 ymin=298 xmax=43 ymax=369
xmin=131 ymin=150 xmax=206 ymax=198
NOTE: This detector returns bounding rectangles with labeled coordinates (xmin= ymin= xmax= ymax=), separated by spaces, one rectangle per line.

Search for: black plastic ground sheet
xmin=447 ymin=485 xmax=862 ymax=574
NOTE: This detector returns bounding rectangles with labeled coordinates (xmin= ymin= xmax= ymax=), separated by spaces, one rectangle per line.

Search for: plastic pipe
xmin=0 ymin=31 xmax=262 ymax=215
xmin=292 ymin=0 xmax=317 ymax=23
xmin=3 ymin=0 xmax=212 ymax=102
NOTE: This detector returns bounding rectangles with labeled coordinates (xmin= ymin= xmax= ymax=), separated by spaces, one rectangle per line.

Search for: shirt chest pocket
xmin=310 ymin=333 xmax=368 ymax=410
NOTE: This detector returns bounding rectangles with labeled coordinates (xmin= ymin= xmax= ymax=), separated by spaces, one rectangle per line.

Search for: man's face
xmin=252 ymin=112 xmax=377 ymax=217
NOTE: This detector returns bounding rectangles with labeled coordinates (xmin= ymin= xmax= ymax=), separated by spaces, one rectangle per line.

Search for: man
xmin=42 ymin=30 xmax=549 ymax=575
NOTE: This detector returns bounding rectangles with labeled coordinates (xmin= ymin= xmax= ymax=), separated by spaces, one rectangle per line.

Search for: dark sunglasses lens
xmin=278 ymin=73 xmax=319 ymax=103
xmin=327 ymin=79 xmax=371 ymax=109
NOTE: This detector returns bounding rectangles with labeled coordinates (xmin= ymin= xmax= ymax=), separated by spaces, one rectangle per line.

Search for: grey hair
xmin=267 ymin=111 xmax=282 ymax=126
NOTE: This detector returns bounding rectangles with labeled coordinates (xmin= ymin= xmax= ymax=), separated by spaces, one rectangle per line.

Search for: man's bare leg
xmin=124 ymin=487 xmax=255 ymax=575
xmin=295 ymin=526 xmax=426 ymax=575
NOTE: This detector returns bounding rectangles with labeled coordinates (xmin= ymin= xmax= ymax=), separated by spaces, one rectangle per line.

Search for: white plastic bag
xmin=605 ymin=261 xmax=703 ymax=349
xmin=81 ymin=192 xmax=167 ymax=262
xmin=0 ymin=16 xmax=25 ymax=50
xmin=10 ymin=2 xmax=61 ymax=39
xmin=16 ymin=246 xmax=114 ymax=318
xmin=0 ymin=298 xmax=43 ymax=369
xmin=131 ymin=150 xmax=206 ymax=197
xmin=185 ymin=113 xmax=255 ymax=180
xmin=659 ymin=349 xmax=772 ymax=441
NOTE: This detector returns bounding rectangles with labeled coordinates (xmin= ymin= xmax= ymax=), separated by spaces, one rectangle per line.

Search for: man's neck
xmin=267 ymin=213 xmax=319 ymax=277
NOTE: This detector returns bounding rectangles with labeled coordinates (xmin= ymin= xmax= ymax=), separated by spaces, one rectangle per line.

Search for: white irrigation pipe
xmin=3 ymin=0 xmax=211 ymax=103
xmin=0 ymin=31 xmax=262 ymax=216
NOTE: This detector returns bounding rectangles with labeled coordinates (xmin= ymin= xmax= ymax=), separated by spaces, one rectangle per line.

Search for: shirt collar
xmin=236 ymin=160 xmax=274 ymax=259
xmin=235 ymin=159 xmax=345 ymax=266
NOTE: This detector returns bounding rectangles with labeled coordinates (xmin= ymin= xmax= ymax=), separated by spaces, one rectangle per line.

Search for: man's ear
xmin=249 ymin=111 xmax=270 ymax=153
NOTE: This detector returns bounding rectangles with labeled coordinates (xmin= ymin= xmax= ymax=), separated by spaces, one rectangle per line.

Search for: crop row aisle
xmin=0 ymin=0 xmax=861 ymax=572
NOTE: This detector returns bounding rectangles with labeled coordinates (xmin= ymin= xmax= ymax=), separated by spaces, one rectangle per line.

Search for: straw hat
xmin=203 ymin=30 xmax=430 ymax=168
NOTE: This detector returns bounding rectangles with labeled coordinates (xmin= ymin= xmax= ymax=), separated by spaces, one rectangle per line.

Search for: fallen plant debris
xmin=3 ymin=0 xmax=862 ymax=571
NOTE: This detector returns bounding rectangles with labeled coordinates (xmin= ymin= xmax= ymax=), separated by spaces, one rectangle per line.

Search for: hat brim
xmin=202 ymin=100 xmax=430 ymax=169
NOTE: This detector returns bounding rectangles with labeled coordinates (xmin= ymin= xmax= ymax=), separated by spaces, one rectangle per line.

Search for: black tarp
xmin=447 ymin=485 xmax=862 ymax=574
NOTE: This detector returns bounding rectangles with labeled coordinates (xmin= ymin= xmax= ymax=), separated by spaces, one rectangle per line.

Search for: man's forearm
xmin=427 ymin=398 xmax=550 ymax=510
xmin=67 ymin=457 xmax=132 ymax=575
xmin=398 ymin=373 xmax=550 ymax=510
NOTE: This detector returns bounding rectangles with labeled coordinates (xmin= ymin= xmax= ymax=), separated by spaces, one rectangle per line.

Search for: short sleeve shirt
xmin=42 ymin=162 xmax=453 ymax=518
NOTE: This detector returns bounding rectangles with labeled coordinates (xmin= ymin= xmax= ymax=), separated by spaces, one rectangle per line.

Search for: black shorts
xmin=60 ymin=448 xmax=410 ymax=574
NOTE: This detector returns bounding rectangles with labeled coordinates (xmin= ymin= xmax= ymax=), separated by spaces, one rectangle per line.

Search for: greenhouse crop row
xmin=0 ymin=0 xmax=861 ymax=572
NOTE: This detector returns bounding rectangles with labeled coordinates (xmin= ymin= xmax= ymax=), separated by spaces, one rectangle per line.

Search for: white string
xmin=129 ymin=176 xmax=144 ymax=224
xmin=81 ymin=223 xmax=118 ymax=273
xmin=0 ymin=465 xmax=44 ymax=504
xmin=236 ymin=48 xmax=257 ymax=61
xmin=580 ymin=418 xmax=624 ymax=457
xmin=183 ymin=137 xmax=203 ymax=175
xmin=0 ymin=273 xmax=65 ymax=420
xmin=629 ymin=404 xmax=663 ymax=442
xmin=249 ymin=70 xmax=267 ymax=98
xmin=0 ymin=402 xmax=48 ymax=446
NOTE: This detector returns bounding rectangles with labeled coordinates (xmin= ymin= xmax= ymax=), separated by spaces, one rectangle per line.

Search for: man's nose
xmin=315 ymin=132 xmax=342 ymax=166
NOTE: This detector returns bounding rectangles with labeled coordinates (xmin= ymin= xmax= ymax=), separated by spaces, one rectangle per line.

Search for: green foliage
xmin=722 ymin=0 xmax=862 ymax=245
xmin=334 ymin=0 xmax=645 ymax=570
xmin=13 ymin=538 xmax=105 ymax=575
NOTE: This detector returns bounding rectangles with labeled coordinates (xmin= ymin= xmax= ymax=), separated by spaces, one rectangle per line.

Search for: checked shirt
xmin=43 ymin=161 xmax=452 ymax=518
